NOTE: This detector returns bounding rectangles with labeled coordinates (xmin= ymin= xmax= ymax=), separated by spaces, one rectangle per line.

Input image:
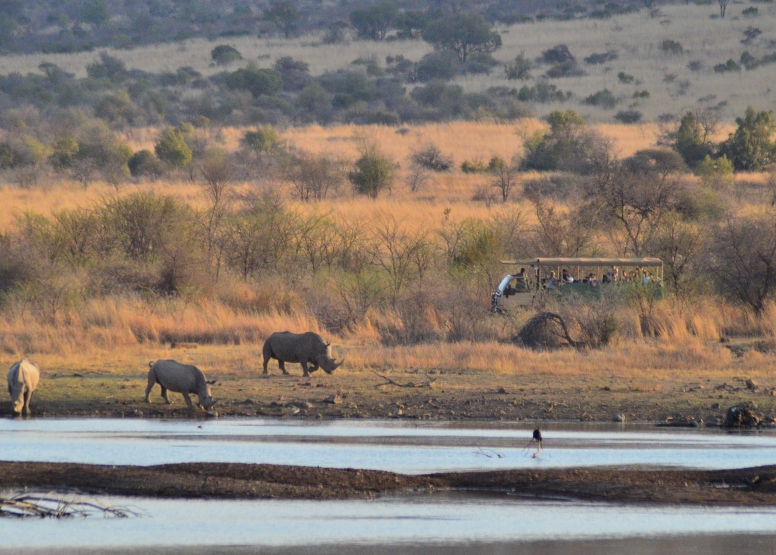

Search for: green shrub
xmin=614 ymin=110 xmax=642 ymax=124
xmin=632 ymin=90 xmax=650 ymax=99
xmin=504 ymin=52 xmax=532 ymax=80
xmin=211 ymin=45 xmax=242 ymax=65
xmin=128 ymin=150 xmax=164 ymax=179
xmin=349 ymin=146 xmax=395 ymax=198
xmin=660 ymin=39 xmax=684 ymax=55
xmin=714 ymin=59 xmax=742 ymax=73
xmin=695 ymin=154 xmax=734 ymax=189
xmin=517 ymin=81 xmax=572 ymax=103
xmin=461 ymin=159 xmax=487 ymax=173
xmin=617 ymin=71 xmax=634 ymax=84
xmin=584 ymin=51 xmax=618 ymax=65
xmin=154 ymin=127 xmax=192 ymax=168
xmin=582 ymin=89 xmax=618 ymax=109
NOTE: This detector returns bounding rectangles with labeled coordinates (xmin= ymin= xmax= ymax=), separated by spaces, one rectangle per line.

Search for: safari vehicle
xmin=491 ymin=257 xmax=664 ymax=312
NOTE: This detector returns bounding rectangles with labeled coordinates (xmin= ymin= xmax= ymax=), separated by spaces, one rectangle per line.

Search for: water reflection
xmin=1 ymin=418 xmax=775 ymax=472
xmin=2 ymin=494 xmax=776 ymax=553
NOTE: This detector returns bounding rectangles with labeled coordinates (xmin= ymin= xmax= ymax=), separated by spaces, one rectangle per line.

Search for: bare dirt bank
xmin=3 ymin=461 xmax=776 ymax=506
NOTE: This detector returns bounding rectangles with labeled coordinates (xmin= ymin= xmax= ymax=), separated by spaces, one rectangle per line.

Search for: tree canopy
xmin=422 ymin=14 xmax=502 ymax=62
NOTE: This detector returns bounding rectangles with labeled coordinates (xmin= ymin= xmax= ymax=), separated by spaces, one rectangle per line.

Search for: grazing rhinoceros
xmin=262 ymin=331 xmax=343 ymax=377
xmin=144 ymin=360 xmax=217 ymax=410
xmin=7 ymin=359 xmax=40 ymax=415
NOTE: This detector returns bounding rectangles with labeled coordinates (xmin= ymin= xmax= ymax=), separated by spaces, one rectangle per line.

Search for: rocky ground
xmin=2 ymin=461 xmax=776 ymax=506
xmin=15 ymin=367 xmax=776 ymax=426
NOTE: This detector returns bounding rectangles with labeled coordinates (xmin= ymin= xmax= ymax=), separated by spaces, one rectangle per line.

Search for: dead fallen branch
xmin=0 ymin=493 xmax=140 ymax=519
xmin=373 ymin=370 xmax=438 ymax=388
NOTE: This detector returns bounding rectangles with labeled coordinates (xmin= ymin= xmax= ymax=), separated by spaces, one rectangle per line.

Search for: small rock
xmin=392 ymin=409 xmax=403 ymax=417
xmin=206 ymin=410 xmax=218 ymax=418
xmin=242 ymin=398 xmax=255 ymax=404
xmin=613 ymin=414 xmax=625 ymax=422
xmin=283 ymin=406 xmax=300 ymax=416
xmin=711 ymin=403 xmax=720 ymax=409
xmin=497 ymin=387 xmax=508 ymax=394
xmin=746 ymin=379 xmax=759 ymax=391
xmin=601 ymin=386 xmax=611 ymax=391
xmin=323 ymin=394 xmax=342 ymax=405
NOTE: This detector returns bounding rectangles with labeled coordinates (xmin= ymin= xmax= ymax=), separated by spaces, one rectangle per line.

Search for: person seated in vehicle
xmin=588 ymin=273 xmax=599 ymax=287
xmin=514 ymin=268 xmax=529 ymax=291
xmin=602 ymin=273 xmax=612 ymax=284
xmin=546 ymin=271 xmax=559 ymax=290
xmin=562 ymin=269 xmax=574 ymax=284
xmin=642 ymin=270 xmax=651 ymax=285
xmin=605 ymin=265 xmax=618 ymax=283
xmin=621 ymin=271 xmax=631 ymax=283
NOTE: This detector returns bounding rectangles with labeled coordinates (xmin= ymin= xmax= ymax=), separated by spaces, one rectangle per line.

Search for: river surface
xmin=2 ymin=493 xmax=776 ymax=555
xmin=1 ymin=418 xmax=776 ymax=472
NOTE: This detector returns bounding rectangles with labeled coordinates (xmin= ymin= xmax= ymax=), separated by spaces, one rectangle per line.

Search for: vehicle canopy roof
xmin=501 ymin=257 xmax=663 ymax=267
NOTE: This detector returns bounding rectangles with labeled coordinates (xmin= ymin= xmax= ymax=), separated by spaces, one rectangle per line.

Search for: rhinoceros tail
xmin=149 ymin=361 xmax=155 ymax=368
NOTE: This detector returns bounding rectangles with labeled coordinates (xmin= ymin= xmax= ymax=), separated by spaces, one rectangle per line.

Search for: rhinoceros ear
xmin=207 ymin=379 xmax=217 ymax=385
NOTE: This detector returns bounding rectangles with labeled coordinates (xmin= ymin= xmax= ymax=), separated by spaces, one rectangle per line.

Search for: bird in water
xmin=532 ymin=428 xmax=542 ymax=455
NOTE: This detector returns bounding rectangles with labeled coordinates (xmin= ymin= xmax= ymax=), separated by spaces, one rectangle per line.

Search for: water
xmin=2 ymin=493 xmax=776 ymax=554
xmin=1 ymin=418 xmax=775 ymax=472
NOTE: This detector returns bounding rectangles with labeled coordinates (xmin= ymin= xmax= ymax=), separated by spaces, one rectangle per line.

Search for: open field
xmin=1 ymin=4 xmax=775 ymax=123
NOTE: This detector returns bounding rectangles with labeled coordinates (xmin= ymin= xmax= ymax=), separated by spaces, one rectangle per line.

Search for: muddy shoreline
xmin=3 ymin=461 xmax=776 ymax=506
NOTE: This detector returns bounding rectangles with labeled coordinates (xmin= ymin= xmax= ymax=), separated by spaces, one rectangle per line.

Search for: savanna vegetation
xmin=3 ymin=0 xmax=776 ymax=421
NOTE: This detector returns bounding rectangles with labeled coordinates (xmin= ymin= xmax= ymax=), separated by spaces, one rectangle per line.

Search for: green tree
xmin=720 ymin=107 xmax=776 ymax=171
xmin=422 ymin=14 xmax=502 ymax=62
xmin=695 ymin=155 xmax=734 ymax=189
xmin=673 ymin=111 xmax=715 ymax=168
xmin=349 ymin=146 xmax=395 ymax=198
xmin=211 ymin=45 xmax=242 ymax=65
xmin=262 ymin=0 xmax=300 ymax=39
xmin=349 ymin=1 xmax=399 ymax=41
xmin=80 ymin=0 xmax=109 ymax=28
xmin=225 ymin=67 xmax=283 ymax=98
xmin=49 ymin=138 xmax=80 ymax=169
xmin=522 ymin=110 xmax=603 ymax=174
xmin=155 ymin=128 xmax=192 ymax=168
xmin=241 ymin=126 xmax=279 ymax=158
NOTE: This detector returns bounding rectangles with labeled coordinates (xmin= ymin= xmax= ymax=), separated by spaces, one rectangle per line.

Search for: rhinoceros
xmin=7 ymin=359 xmax=40 ymax=415
xmin=144 ymin=360 xmax=217 ymax=410
xmin=262 ymin=331 xmax=344 ymax=377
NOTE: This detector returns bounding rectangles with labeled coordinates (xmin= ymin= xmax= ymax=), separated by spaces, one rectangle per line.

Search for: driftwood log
xmin=373 ymin=370 xmax=437 ymax=388
xmin=513 ymin=311 xmax=587 ymax=350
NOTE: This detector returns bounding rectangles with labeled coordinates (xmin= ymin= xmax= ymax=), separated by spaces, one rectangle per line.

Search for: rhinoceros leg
xmin=181 ymin=393 xmax=194 ymax=410
xmin=301 ymin=362 xmax=311 ymax=378
xmin=278 ymin=360 xmax=289 ymax=375
xmin=144 ymin=373 xmax=157 ymax=403
xmin=23 ymin=389 xmax=32 ymax=415
xmin=309 ymin=362 xmax=319 ymax=374
xmin=161 ymin=387 xmax=172 ymax=404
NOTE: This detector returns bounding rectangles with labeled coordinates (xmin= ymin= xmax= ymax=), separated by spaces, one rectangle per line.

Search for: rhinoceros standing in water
xmin=145 ymin=360 xmax=217 ymax=410
xmin=7 ymin=359 xmax=40 ymax=415
xmin=262 ymin=331 xmax=344 ymax=377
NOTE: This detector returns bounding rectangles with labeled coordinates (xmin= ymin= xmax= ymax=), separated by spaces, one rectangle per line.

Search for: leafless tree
xmin=718 ymin=0 xmax=730 ymax=18
xmin=708 ymin=213 xmax=776 ymax=314
xmin=282 ymin=152 xmax=344 ymax=201
xmin=585 ymin=150 xmax=685 ymax=256
xmin=532 ymin=199 xmax=599 ymax=257
xmin=489 ymin=156 xmax=520 ymax=202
